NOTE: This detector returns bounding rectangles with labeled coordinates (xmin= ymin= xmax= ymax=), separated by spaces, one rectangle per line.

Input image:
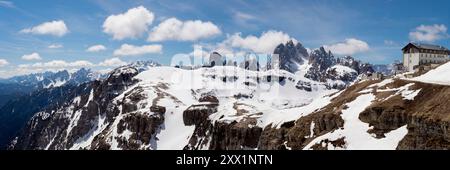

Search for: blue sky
xmin=0 ymin=0 xmax=449 ymax=78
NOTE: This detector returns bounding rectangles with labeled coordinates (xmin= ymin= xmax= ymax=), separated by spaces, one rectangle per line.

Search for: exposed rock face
xmin=273 ymin=40 xmax=309 ymax=73
xmin=303 ymin=48 xmax=374 ymax=89
xmin=150 ymin=106 xmax=166 ymax=114
xmin=307 ymin=47 xmax=336 ymax=81
xmin=183 ymin=95 xmax=219 ymax=126
xmin=337 ymin=56 xmax=374 ymax=74
xmin=395 ymin=82 xmax=450 ymax=150
xmin=198 ymin=95 xmax=219 ymax=103
xmin=183 ymin=104 xmax=218 ymax=126
xmin=295 ymin=81 xmax=312 ymax=91
xmin=10 ymin=66 xmax=140 ymax=150
xmin=359 ymin=106 xmax=408 ymax=138
xmin=114 ymin=112 xmax=164 ymax=150
xmin=398 ymin=116 xmax=450 ymax=149
xmin=359 ymin=63 xmax=375 ymax=75
xmin=209 ymin=120 xmax=263 ymax=150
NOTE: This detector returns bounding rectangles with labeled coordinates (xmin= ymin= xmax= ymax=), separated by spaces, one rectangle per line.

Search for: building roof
xmin=402 ymin=42 xmax=450 ymax=52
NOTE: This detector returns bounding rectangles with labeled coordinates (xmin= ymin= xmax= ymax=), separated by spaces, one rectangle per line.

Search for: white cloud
xmin=0 ymin=59 xmax=8 ymax=67
xmin=384 ymin=40 xmax=396 ymax=46
xmin=409 ymin=24 xmax=449 ymax=42
xmin=19 ymin=60 xmax=93 ymax=69
xmin=148 ymin=17 xmax=221 ymax=42
xmin=103 ymin=6 xmax=154 ymax=40
xmin=21 ymin=52 xmax=42 ymax=60
xmin=213 ymin=30 xmax=293 ymax=54
xmin=98 ymin=57 xmax=127 ymax=67
xmin=0 ymin=1 xmax=14 ymax=8
xmin=48 ymin=44 xmax=63 ymax=49
xmin=20 ymin=20 xmax=69 ymax=37
xmin=86 ymin=45 xmax=107 ymax=52
xmin=234 ymin=11 xmax=257 ymax=21
xmin=233 ymin=11 xmax=258 ymax=27
xmin=10 ymin=60 xmax=94 ymax=78
xmin=323 ymin=38 xmax=370 ymax=56
xmin=113 ymin=44 xmax=162 ymax=56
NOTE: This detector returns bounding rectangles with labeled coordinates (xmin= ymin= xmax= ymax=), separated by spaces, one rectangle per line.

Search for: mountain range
xmin=0 ymin=61 xmax=159 ymax=148
xmin=2 ymin=41 xmax=449 ymax=150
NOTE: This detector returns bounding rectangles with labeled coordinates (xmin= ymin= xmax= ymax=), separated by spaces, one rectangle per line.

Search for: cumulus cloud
xmin=113 ymin=44 xmax=162 ymax=56
xmin=48 ymin=44 xmax=63 ymax=49
xmin=0 ymin=59 xmax=9 ymax=67
xmin=98 ymin=57 xmax=127 ymax=67
xmin=21 ymin=52 xmax=42 ymax=60
xmin=20 ymin=20 xmax=69 ymax=37
xmin=409 ymin=24 xmax=449 ymax=42
xmin=323 ymin=38 xmax=370 ymax=56
xmin=86 ymin=45 xmax=107 ymax=52
xmin=18 ymin=60 xmax=93 ymax=70
xmin=103 ymin=6 xmax=154 ymax=40
xmin=212 ymin=30 xmax=293 ymax=54
xmin=148 ymin=17 xmax=221 ymax=42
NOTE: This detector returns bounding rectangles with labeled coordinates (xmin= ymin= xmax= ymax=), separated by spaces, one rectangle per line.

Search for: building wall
xmin=418 ymin=53 xmax=448 ymax=64
xmin=403 ymin=52 xmax=420 ymax=72
xmin=404 ymin=52 xmax=449 ymax=72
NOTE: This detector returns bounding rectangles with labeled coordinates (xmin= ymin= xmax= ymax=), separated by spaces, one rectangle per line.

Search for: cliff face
xmin=182 ymin=77 xmax=450 ymax=150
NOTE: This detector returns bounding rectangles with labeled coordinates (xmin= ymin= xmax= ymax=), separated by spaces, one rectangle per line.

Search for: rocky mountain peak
xmin=308 ymin=47 xmax=336 ymax=71
xmin=273 ymin=40 xmax=309 ymax=73
xmin=108 ymin=66 xmax=139 ymax=84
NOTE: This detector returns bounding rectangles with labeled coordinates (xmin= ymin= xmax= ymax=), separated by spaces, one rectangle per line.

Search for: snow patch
xmin=304 ymin=93 xmax=408 ymax=150
xmin=411 ymin=62 xmax=450 ymax=85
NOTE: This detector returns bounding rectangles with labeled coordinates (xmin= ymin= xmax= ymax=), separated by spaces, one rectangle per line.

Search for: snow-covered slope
xmin=411 ymin=62 xmax=450 ymax=85
xmin=135 ymin=66 xmax=336 ymax=128
xmin=10 ymin=61 xmax=450 ymax=150
xmin=10 ymin=63 xmax=346 ymax=150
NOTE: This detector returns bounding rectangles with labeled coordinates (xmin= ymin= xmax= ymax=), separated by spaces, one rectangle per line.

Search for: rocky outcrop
xmin=359 ymin=106 xmax=408 ymax=138
xmin=183 ymin=104 xmax=218 ymax=126
xmin=258 ymin=105 xmax=346 ymax=150
xmin=398 ymin=116 xmax=450 ymax=150
xmin=115 ymin=113 xmax=164 ymax=150
xmin=272 ymin=40 xmax=309 ymax=73
xmin=306 ymin=47 xmax=336 ymax=81
xmin=209 ymin=120 xmax=263 ymax=150
xmin=337 ymin=56 xmax=374 ymax=75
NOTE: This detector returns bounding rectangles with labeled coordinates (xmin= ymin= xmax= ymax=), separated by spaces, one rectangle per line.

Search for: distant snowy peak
xmin=336 ymin=56 xmax=375 ymax=75
xmin=4 ymin=68 xmax=102 ymax=89
xmin=372 ymin=64 xmax=399 ymax=76
xmin=126 ymin=60 xmax=161 ymax=73
xmin=304 ymin=48 xmax=375 ymax=88
xmin=273 ymin=40 xmax=309 ymax=73
xmin=203 ymin=41 xmax=372 ymax=89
